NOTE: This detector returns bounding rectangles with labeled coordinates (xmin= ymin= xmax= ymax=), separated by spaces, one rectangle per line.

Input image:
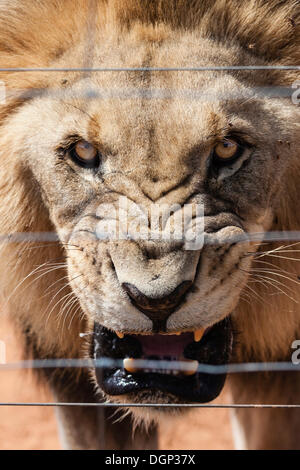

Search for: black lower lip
xmin=94 ymin=319 xmax=232 ymax=403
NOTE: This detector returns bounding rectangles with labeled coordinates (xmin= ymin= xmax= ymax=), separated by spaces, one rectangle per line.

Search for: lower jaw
xmin=94 ymin=318 xmax=233 ymax=403
xmin=99 ymin=369 xmax=227 ymax=403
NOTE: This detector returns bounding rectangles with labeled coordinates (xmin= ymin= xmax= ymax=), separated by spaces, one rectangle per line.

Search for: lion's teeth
xmin=194 ymin=329 xmax=205 ymax=343
xmin=123 ymin=358 xmax=138 ymax=373
xmin=116 ymin=331 xmax=124 ymax=339
xmin=123 ymin=358 xmax=199 ymax=376
xmin=182 ymin=360 xmax=199 ymax=376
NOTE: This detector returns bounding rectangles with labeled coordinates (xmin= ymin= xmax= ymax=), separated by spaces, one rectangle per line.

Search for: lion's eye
xmin=70 ymin=140 xmax=100 ymax=168
xmin=213 ymin=139 xmax=242 ymax=164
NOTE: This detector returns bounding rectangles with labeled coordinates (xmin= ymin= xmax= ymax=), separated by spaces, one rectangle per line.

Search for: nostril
xmin=122 ymin=281 xmax=193 ymax=332
xmin=122 ymin=283 xmax=151 ymax=309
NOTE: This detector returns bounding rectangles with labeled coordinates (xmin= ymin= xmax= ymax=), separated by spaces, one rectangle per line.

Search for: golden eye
xmin=70 ymin=140 xmax=99 ymax=168
xmin=75 ymin=140 xmax=97 ymax=161
xmin=214 ymin=139 xmax=239 ymax=161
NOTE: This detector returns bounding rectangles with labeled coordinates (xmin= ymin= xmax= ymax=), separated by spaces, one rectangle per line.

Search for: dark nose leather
xmin=122 ymin=281 xmax=193 ymax=332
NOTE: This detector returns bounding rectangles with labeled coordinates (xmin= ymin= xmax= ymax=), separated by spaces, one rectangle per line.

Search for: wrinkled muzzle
xmin=66 ymin=199 xmax=251 ymax=403
xmin=109 ymin=241 xmax=201 ymax=332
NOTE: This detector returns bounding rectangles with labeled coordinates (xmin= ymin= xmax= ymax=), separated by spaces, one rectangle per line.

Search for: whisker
xmin=249 ymin=274 xmax=298 ymax=303
xmin=250 ymin=268 xmax=300 ymax=286
xmin=5 ymin=261 xmax=67 ymax=304
xmin=22 ymin=264 xmax=68 ymax=293
xmin=243 ymin=284 xmax=265 ymax=304
xmin=67 ymin=303 xmax=82 ymax=331
xmin=44 ymin=274 xmax=83 ymax=325
xmin=45 ymin=291 xmax=75 ymax=327
xmin=43 ymin=275 xmax=71 ymax=297
xmin=248 ymin=276 xmax=271 ymax=289
xmin=250 ymin=272 xmax=297 ymax=296
xmin=271 ymin=241 xmax=300 ymax=251
xmin=253 ymin=259 xmax=296 ymax=276
xmin=262 ymin=254 xmax=300 ymax=262
xmin=59 ymin=296 xmax=79 ymax=331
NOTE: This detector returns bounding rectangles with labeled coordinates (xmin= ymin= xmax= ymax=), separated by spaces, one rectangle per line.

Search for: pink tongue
xmin=138 ymin=333 xmax=193 ymax=357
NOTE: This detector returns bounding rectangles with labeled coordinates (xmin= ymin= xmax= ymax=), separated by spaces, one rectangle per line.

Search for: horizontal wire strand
xmin=2 ymin=231 xmax=300 ymax=243
xmin=1 ymin=360 xmax=300 ymax=407
xmin=0 ymin=66 xmax=300 ymax=72
xmin=0 ymin=403 xmax=299 ymax=408
xmin=1 ymin=359 xmax=300 ymax=374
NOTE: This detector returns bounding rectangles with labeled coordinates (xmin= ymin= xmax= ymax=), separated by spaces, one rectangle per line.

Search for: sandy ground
xmin=0 ymin=315 xmax=233 ymax=450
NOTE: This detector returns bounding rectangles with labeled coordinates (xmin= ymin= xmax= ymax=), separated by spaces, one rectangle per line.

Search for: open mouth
xmin=94 ymin=318 xmax=233 ymax=403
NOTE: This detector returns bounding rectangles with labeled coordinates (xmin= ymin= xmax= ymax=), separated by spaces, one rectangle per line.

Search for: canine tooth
xmin=182 ymin=360 xmax=199 ymax=376
xmin=194 ymin=329 xmax=205 ymax=343
xmin=123 ymin=358 xmax=139 ymax=373
xmin=116 ymin=331 xmax=124 ymax=339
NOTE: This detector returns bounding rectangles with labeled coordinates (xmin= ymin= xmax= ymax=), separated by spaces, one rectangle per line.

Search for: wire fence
xmin=1 ymin=358 xmax=300 ymax=374
xmin=1 ymin=224 xmax=300 ymax=409
xmin=0 ymin=358 xmax=300 ymax=408
xmin=1 ymin=8 xmax=300 ymax=458
xmin=2 ymin=230 xmax=300 ymax=243
xmin=0 ymin=4 xmax=300 ymax=411
xmin=1 ymin=65 xmax=300 ymax=72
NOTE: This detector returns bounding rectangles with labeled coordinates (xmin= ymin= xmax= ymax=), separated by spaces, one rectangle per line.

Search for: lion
xmin=0 ymin=0 xmax=300 ymax=450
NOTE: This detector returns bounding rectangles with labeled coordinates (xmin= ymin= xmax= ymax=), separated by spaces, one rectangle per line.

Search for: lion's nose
xmin=122 ymin=281 xmax=193 ymax=332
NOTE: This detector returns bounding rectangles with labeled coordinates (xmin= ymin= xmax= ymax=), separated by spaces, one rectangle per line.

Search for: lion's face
xmin=11 ymin=29 xmax=295 ymax=405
